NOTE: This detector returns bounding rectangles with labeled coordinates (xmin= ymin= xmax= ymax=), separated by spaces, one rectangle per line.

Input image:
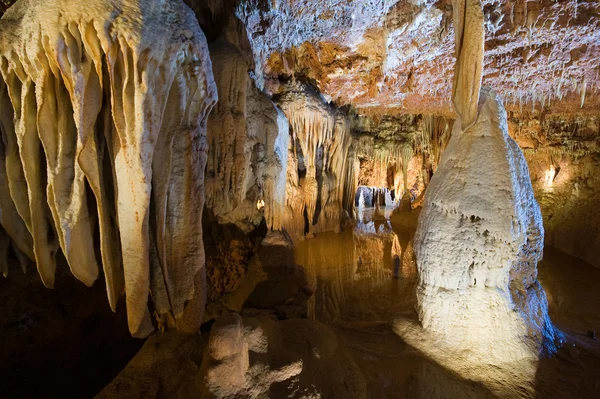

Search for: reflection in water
xmin=295 ymin=207 xmax=417 ymax=322
xmin=294 ymin=207 xmax=503 ymax=398
xmin=294 ymin=208 xmax=600 ymax=398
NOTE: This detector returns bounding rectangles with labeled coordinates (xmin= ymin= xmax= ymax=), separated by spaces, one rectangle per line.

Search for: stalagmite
xmin=395 ymin=0 xmax=558 ymax=392
xmin=0 ymin=0 xmax=217 ymax=337
xmin=413 ymin=87 xmax=557 ymax=357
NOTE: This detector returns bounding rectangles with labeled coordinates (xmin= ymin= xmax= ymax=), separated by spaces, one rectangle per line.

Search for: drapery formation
xmin=277 ymin=82 xmax=353 ymax=237
xmin=0 ymin=0 xmax=217 ymax=337
xmin=205 ymin=39 xmax=288 ymax=231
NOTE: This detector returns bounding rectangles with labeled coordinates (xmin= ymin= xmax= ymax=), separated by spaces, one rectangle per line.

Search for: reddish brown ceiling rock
xmin=237 ymin=0 xmax=600 ymax=117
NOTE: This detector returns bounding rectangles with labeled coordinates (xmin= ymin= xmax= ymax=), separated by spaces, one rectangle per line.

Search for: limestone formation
xmin=351 ymin=113 xmax=439 ymax=204
xmin=205 ymin=38 xmax=288 ymax=232
xmin=277 ymin=82 xmax=354 ymax=237
xmin=405 ymin=0 xmax=557 ymax=365
xmin=101 ymin=312 xmax=368 ymax=398
xmin=196 ymin=312 xmax=303 ymax=398
xmin=413 ymin=88 xmax=557 ymax=358
xmin=0 ymin=0 xmax=217 ymax=337
xmin=451 ymin=0 xmax=484 ymax=129
xmin=237 ymin=0 xmax=600 ymax=116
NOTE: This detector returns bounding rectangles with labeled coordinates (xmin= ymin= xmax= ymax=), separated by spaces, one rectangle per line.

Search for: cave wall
xmin=236 ymin=0 xmax=600 ymax=117
xmin=510 ymin=115 xmax=600 ymax=267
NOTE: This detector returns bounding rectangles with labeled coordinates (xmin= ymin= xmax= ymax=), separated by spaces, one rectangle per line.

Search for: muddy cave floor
xmin=1 ymin=207 xmax=600 ymax=398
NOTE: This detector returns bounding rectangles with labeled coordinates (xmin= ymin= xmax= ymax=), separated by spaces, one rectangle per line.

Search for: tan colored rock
xmin=509 ymin=115 xmax=600 ymax=268
xmin=205 ymin=38 xmax=289 ymax=232
xmin=451 ymin=0 xmax=484 ymax=129
xmin=237 ymin=0 xmax=600 ymax=116
xmin=0 ymin=0 xmax=217 ymax=337
xmin=277 ymin=81 xmax=354 ymax=237
xmin=197 ymin=312 xmax=303 ymax=398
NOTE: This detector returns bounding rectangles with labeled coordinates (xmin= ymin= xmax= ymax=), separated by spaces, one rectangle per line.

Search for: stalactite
xmin=205 ymin=39 xmax=249 ymax=221
xmin=264 ymin=108 xmax=290 ymax=231
xmin=205 ymin=39 xmax=287 ymax=231
xmin=451 ymin=0 xmax=485 ymax=129
xmin=581 ymin=76 xmax=587 ymax=108
xmin=344 ymin=143 xmax=360 ymax=218
xmin=277 ymin=82 xmax=352 ymax=236
xmin=0 ymin=0 xmax=217 ymax=337
xmin=400 ymin=144 xmax=413 ymax=194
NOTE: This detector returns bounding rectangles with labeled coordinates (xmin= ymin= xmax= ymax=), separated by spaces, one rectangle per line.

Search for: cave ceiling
xmin=236 ymin=0 xmax=600 ymax=117
xmin=1 ymin=0 xmax=598 ymax=118
xmin=199 ymin=0 xmax=600 ymax=144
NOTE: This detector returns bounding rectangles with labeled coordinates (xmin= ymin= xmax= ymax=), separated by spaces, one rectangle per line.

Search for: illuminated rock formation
xmin=277 ymin=82 xmax=354 ymax=237
xmin=237 ymin=0 xmax=600 ymax=116
xmin=205 ymin=38 xmax=288 ymax=232
xmin=196 ymin=312 xmax=303 ymax=398
xmin=451 ymin=0 xmax=484 ymax=129
xmin=0 ymin=0 xmax=217 ymax=337
xmin=397 ymin=0 xmax=557 ymax=380
xmin=414 ymin=88 xmax=557 ymax=357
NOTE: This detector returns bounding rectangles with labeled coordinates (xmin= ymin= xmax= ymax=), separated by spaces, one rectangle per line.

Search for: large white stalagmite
xmin=396 ymin=0 xmax=557 ymax=383
xmin=0 ymin=0 xmax=217 ymax=337
xmin=414 ymin=88 xmax=557 ymax=358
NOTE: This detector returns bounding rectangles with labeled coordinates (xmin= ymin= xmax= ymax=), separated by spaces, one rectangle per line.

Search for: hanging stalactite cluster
xmin=204 ymin=38 xmax=288 ymax=232
xmin=0 ymin=0 xmax=217 ymax=337
xmin=276 ymin=81 xmax=353 ymax=236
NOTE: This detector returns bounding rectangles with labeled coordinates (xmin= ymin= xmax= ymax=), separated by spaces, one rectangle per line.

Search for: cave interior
xmin=0 ymin=0 xmax=599 ymax=398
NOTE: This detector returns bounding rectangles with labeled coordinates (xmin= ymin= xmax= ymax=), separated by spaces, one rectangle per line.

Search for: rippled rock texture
xmin=0 ymin=0 xmax=217 ymax=336
xmin=236 ymin=0 xmax=600 ymax=116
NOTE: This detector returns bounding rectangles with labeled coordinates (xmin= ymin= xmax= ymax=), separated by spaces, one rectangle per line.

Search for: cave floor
xmin=295 ymin=206 xmax=416 ymax=323
xmin=3 ymin=207 xmax=599 ymax=398
xmin=294 ymin=207 xmax=600 ymax=398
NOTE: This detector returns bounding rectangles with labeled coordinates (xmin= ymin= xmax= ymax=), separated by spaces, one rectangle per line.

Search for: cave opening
xmin=354 ymin=157 xmax=400 ymax=211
